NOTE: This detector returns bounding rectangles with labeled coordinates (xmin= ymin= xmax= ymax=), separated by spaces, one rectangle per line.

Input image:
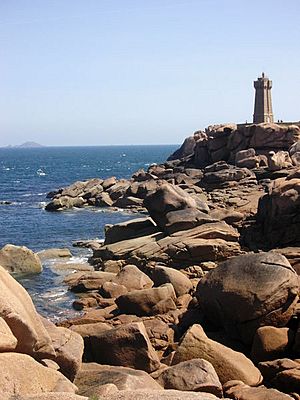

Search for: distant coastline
xmin=3 ymin=141 xmax=45 ymax=149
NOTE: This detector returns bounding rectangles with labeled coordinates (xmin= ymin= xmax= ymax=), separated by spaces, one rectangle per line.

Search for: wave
xmin=37 ymin=169 xmax=46 ymax=176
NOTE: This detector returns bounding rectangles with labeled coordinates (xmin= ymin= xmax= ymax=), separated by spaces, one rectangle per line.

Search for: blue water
xmin=0 ymin=145 xmax=177 ymax=319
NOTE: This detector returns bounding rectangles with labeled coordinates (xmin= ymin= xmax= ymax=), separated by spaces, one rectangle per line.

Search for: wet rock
xmin=196 ymin=252 xmax=299 ymax=344
xmin=37 ymin=248 xmax=72 ymax=261
xmin=0 ymin=244 xmax=42 ymax=274
xmin=45 ymin=195 xmax=85 ymax=211
xmin=172 ymin=324 xmax=262 ymax=386
xmin=94 ymin=192 xmax=114 ymax=207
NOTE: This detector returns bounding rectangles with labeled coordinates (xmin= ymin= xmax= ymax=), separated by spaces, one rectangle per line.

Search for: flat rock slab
xmin=75 ymin=363 xmax=162 ymax=396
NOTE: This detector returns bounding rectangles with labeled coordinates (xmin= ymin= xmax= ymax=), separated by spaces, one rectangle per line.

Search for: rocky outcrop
xmin=172 ymin=324 xmax=262 ymax=386
xmin=196 ymin=252 xmax=299 ymax=344
xmin=256 ymin=170 xmax=300 ymax=247
xmin=0 ymin=265 xmax=55 ymax=359
xmin=91 ymin=219 xmax=241 ymax=270
xmin=0 ymin=244 xmax=42 ymax=274
xmin=191 ymin=123 xmax=300 ymax=168
xmin=0 ymin=264 xmax=84 ymax=397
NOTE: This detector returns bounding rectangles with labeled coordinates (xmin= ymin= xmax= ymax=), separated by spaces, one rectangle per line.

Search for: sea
xmin=0 ymin=145 xmax=177 ymax=321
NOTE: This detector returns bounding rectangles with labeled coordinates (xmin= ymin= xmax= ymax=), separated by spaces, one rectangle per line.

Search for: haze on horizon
xmin=0 ymin=0 xmax=299 ymax=147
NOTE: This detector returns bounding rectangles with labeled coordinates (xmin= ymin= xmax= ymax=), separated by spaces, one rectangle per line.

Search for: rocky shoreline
xmin=1 ymin=122 xmax=300 ymax=399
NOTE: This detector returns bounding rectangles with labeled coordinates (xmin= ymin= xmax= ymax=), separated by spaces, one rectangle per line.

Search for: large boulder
xmin=0 ymin=353 xmax=76 ymax=396
xmin=41 ymin=318 xmax=84 ymax=381
xmin=257 ymin=172 xmax=300 ymax=247
xmin=143 ymin=183 xmax=201 ymax=229
xmin=0 ymin=265 xmax=55 ymax=359
xmin=68 ymin=271 xmax=116 ymax=292
xmin=0 ymin=244 xmax=42 ymax=274
xmin=0 ymin=317 xmax=17 ymax=351
xmin=172 ymin=324 xmax=262 ymax=386
xmin=235 ymin=148 xmax=259 ymax=169
xmin=69 ymin=322 xmax=111 ymax=361
xmin=251 ymin=326 xmax=293 ymax=363
xmin=116 ymin=284 xmax=177 ymax=316
xmin=196 ymin=252 xmax=299 ymax=344
xmin=78 ymin=322 xmax=160 ymax=372
xmin=157 ymin=358 xmax=222 ymax=397
xmin=167 ymin=135 xmax=198 ymax=161
xmin=113 ymin=264 xmax=154 ymax=291
xmin=152 ymin=266 xmax=193 ymax=297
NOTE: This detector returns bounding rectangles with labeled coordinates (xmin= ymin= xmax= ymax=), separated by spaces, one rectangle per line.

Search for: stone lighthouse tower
xmin=253 ymin=72 xmax=274 ymax=123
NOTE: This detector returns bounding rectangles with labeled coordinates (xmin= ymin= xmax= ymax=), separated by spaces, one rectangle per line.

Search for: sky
xmin=0 ymin=0 xmax=299 ymax=146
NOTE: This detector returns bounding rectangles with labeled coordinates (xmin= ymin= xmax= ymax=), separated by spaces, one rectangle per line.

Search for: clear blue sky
xmin=0 ymin=0 xmax=299 ymax=146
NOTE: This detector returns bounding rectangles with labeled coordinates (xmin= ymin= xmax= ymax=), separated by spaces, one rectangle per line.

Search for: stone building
xmin=253 ymin=72 xmax=274 ymax=123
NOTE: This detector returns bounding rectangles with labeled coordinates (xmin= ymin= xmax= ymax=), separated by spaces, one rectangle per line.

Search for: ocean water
xmin=0 ymin=145 xmax=177 ymax=320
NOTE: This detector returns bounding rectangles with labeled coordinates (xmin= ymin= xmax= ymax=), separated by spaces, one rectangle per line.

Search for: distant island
xmin=4 ymin=141 xmax=45 ymax=148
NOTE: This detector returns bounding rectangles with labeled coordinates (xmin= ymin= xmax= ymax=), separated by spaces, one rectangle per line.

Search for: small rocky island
xmin=1 ymin=120 xmax=300 ymax=399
